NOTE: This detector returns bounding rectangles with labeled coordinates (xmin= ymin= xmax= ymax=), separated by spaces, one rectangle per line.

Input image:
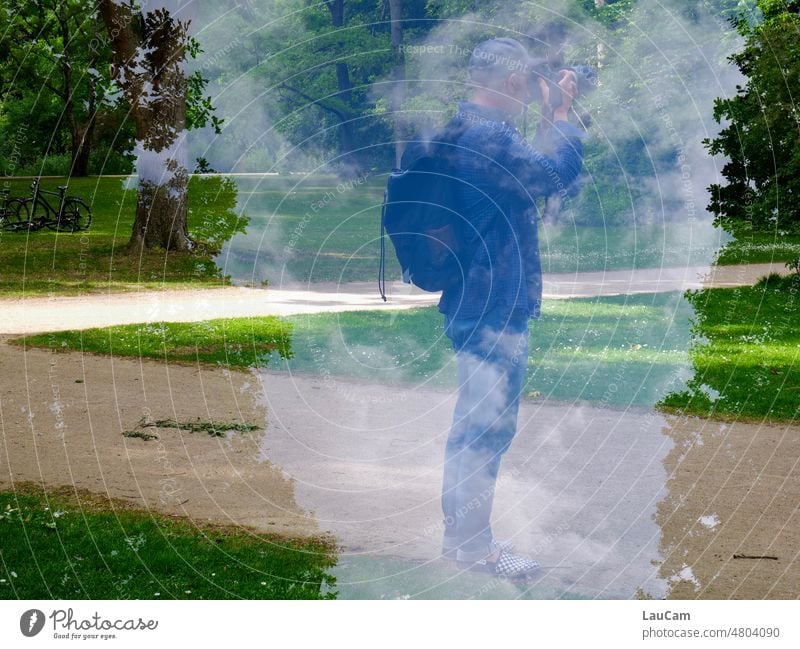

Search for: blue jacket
xmin=438 ymin=101 xmax=584 ymax=325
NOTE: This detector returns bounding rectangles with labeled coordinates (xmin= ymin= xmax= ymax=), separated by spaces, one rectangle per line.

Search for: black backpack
xmin=378 ymin=117 xmax=474 ymax=301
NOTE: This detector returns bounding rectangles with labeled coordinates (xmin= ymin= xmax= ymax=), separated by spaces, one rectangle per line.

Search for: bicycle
xmin=0 ymin=187 xmax=30 ymax=231
xmin=17 ymin=178 xmax=92 ymax=233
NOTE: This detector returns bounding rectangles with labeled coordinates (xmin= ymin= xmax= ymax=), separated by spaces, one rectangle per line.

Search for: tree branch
xmin=4 ymin=48 xmax=63 ymax=97
xmin=278 ymin=83 xmax=349 ymax=121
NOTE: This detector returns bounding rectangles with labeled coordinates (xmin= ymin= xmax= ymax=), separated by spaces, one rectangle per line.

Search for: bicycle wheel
xmin=2 ymin=198 xmax=33 ymax=231
xmin=46 ymin=198 xmax=77 ymax=233
xmin=31 ymin=197 xmax=54 ymax=231
xmin=11 ymin=198 xmax=31 ymax=228
xmin=62 ymin=198 xmax=92 ymax=232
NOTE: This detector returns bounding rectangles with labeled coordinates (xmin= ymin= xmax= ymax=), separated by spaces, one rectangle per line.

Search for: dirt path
xmin=0 ymin=262 xmax=790 ymax=335
xmin=1 ymin=339 xmax=797 ymax=598
xmin=0 ymin=336 xmax=315 ymax=539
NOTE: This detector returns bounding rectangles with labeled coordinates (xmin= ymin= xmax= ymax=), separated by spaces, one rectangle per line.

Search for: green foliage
xmin=121 ymin=429 xmax=160 ymax=441
xmin=185 ymin=36 xmax=224 ymax=134
xmin=572 ymin=0 xmax=740 ymax=225
xmin=705 ymin=0 xmax=800 ymax=231
xmin=188 ymin=1 xmax=324 ymax=172
xmin=259 ymin=0 xmax=394 ymax=169
xmin=186 ymin=71 xmax=224 ymax=133
xmin=183 ymin=0 xmax=748 ymax=227
xmin=0 ymin=2 xmax=225 ymax=176
xmin=586 ymin=0 xmax=638 ymax=29
xmin=187 ymin=175 xmax=248 ymax=253
xmin=0 ymin=0 xmax=131 ymax=176
xmin=0 ymin=485 xmax=337 ymax=599
xmin=425 ymin=0 xmax=487 ymax=17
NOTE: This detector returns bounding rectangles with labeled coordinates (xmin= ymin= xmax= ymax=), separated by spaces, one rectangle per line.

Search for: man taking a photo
xmin=439 ymin=37 xmax=584 ymax=579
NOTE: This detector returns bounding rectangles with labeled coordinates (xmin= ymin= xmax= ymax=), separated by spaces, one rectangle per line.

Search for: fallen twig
xmin=135 ymin=415 xmax=259 ymax=437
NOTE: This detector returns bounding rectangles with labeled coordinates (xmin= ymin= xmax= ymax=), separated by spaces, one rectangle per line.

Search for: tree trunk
xmin=389 ymin=0 xmax=405 ymax=169
xmin=100 ymin=0 xmax=191 ymax=253
xmin=129 ymin=4 xmax=190 ymax=254
xmin=57 ymin=7 xmax=82 ymax=177
xmin=72 ymin=17 xmax=103 ymax=177
xmin=595 ymin=0 xmax=606 ymax=68
xmin=325 ymin=0 xmax=360 ymax=173
xmin=71 ymin=68 xmax=98 ymax=177
xmin=133 ymin=162 xmax=189 ymax=250
xmin=71 ymin=128 xmax=91 ymax=177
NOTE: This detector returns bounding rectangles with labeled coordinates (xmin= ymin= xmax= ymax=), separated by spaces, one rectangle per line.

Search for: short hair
xmin=468 ymin=37 xmax=533 ymax=89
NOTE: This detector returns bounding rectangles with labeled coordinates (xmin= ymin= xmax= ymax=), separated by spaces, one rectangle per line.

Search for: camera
xmin=527 ymin=64 xmax=597 ymax=108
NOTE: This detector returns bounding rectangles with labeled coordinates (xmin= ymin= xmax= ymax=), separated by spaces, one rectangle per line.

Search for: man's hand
xmin=553 ymin=69 xmax=577 ymax=122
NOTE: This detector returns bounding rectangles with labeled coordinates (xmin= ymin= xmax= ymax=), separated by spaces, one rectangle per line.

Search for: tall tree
xmin=260 ymin=0 xmax=394 ymax=173
xmin=99 ymin=0 xmax=218 ymax=252
xmin=705 ymin=0 xmax=800 ymax=232
xmin=389 ymin=0 xmax=406 ymax=168
xmin=322 ymin=0 xmax=359 ymax=171
xmin=0 ymin=0 xmax=112 ymax=176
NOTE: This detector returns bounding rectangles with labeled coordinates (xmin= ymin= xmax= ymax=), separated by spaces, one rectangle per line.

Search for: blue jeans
xmin=441 ymin=313 xmax=529 ymax=561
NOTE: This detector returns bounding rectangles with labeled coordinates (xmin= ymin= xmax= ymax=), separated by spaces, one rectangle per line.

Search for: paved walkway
xmin=0 ymin=263 xmax=789 ymax=335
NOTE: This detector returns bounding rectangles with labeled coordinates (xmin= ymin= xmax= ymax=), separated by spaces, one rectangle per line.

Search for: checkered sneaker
xmin=442 ymin=538 xmax=515 ymax=561
xmin=460 ymin=550 xmax=540 ymax=579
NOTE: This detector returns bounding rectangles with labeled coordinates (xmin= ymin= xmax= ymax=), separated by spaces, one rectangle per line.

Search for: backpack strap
xmin=379 ymin=190 xmax=389 ymax=301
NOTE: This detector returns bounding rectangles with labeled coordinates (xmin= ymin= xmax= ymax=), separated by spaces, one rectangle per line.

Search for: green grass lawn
xmin=270 ymin=294 xmax=694 ymax=412
xmin=198 ymin=175 xmax=800 ymax=284
xmin=0 ymin=484 xmax=336 ymax=599
xmin=0 ymin=176 xmax=240 ymax=297
xmin=221 ymin=175 xmax=739 ymax=284
xmin=2 ymin=175 xmax=797 ymax=298
xmin=13 ymin=316 xmax=294 ymax=368
xmin=659 ymin=273 xmax=800 ymax=422
xmin=713 ymin=228 xmax=800 ymax=267
xmin=16 ymin=292 xmax=695 ymax=411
